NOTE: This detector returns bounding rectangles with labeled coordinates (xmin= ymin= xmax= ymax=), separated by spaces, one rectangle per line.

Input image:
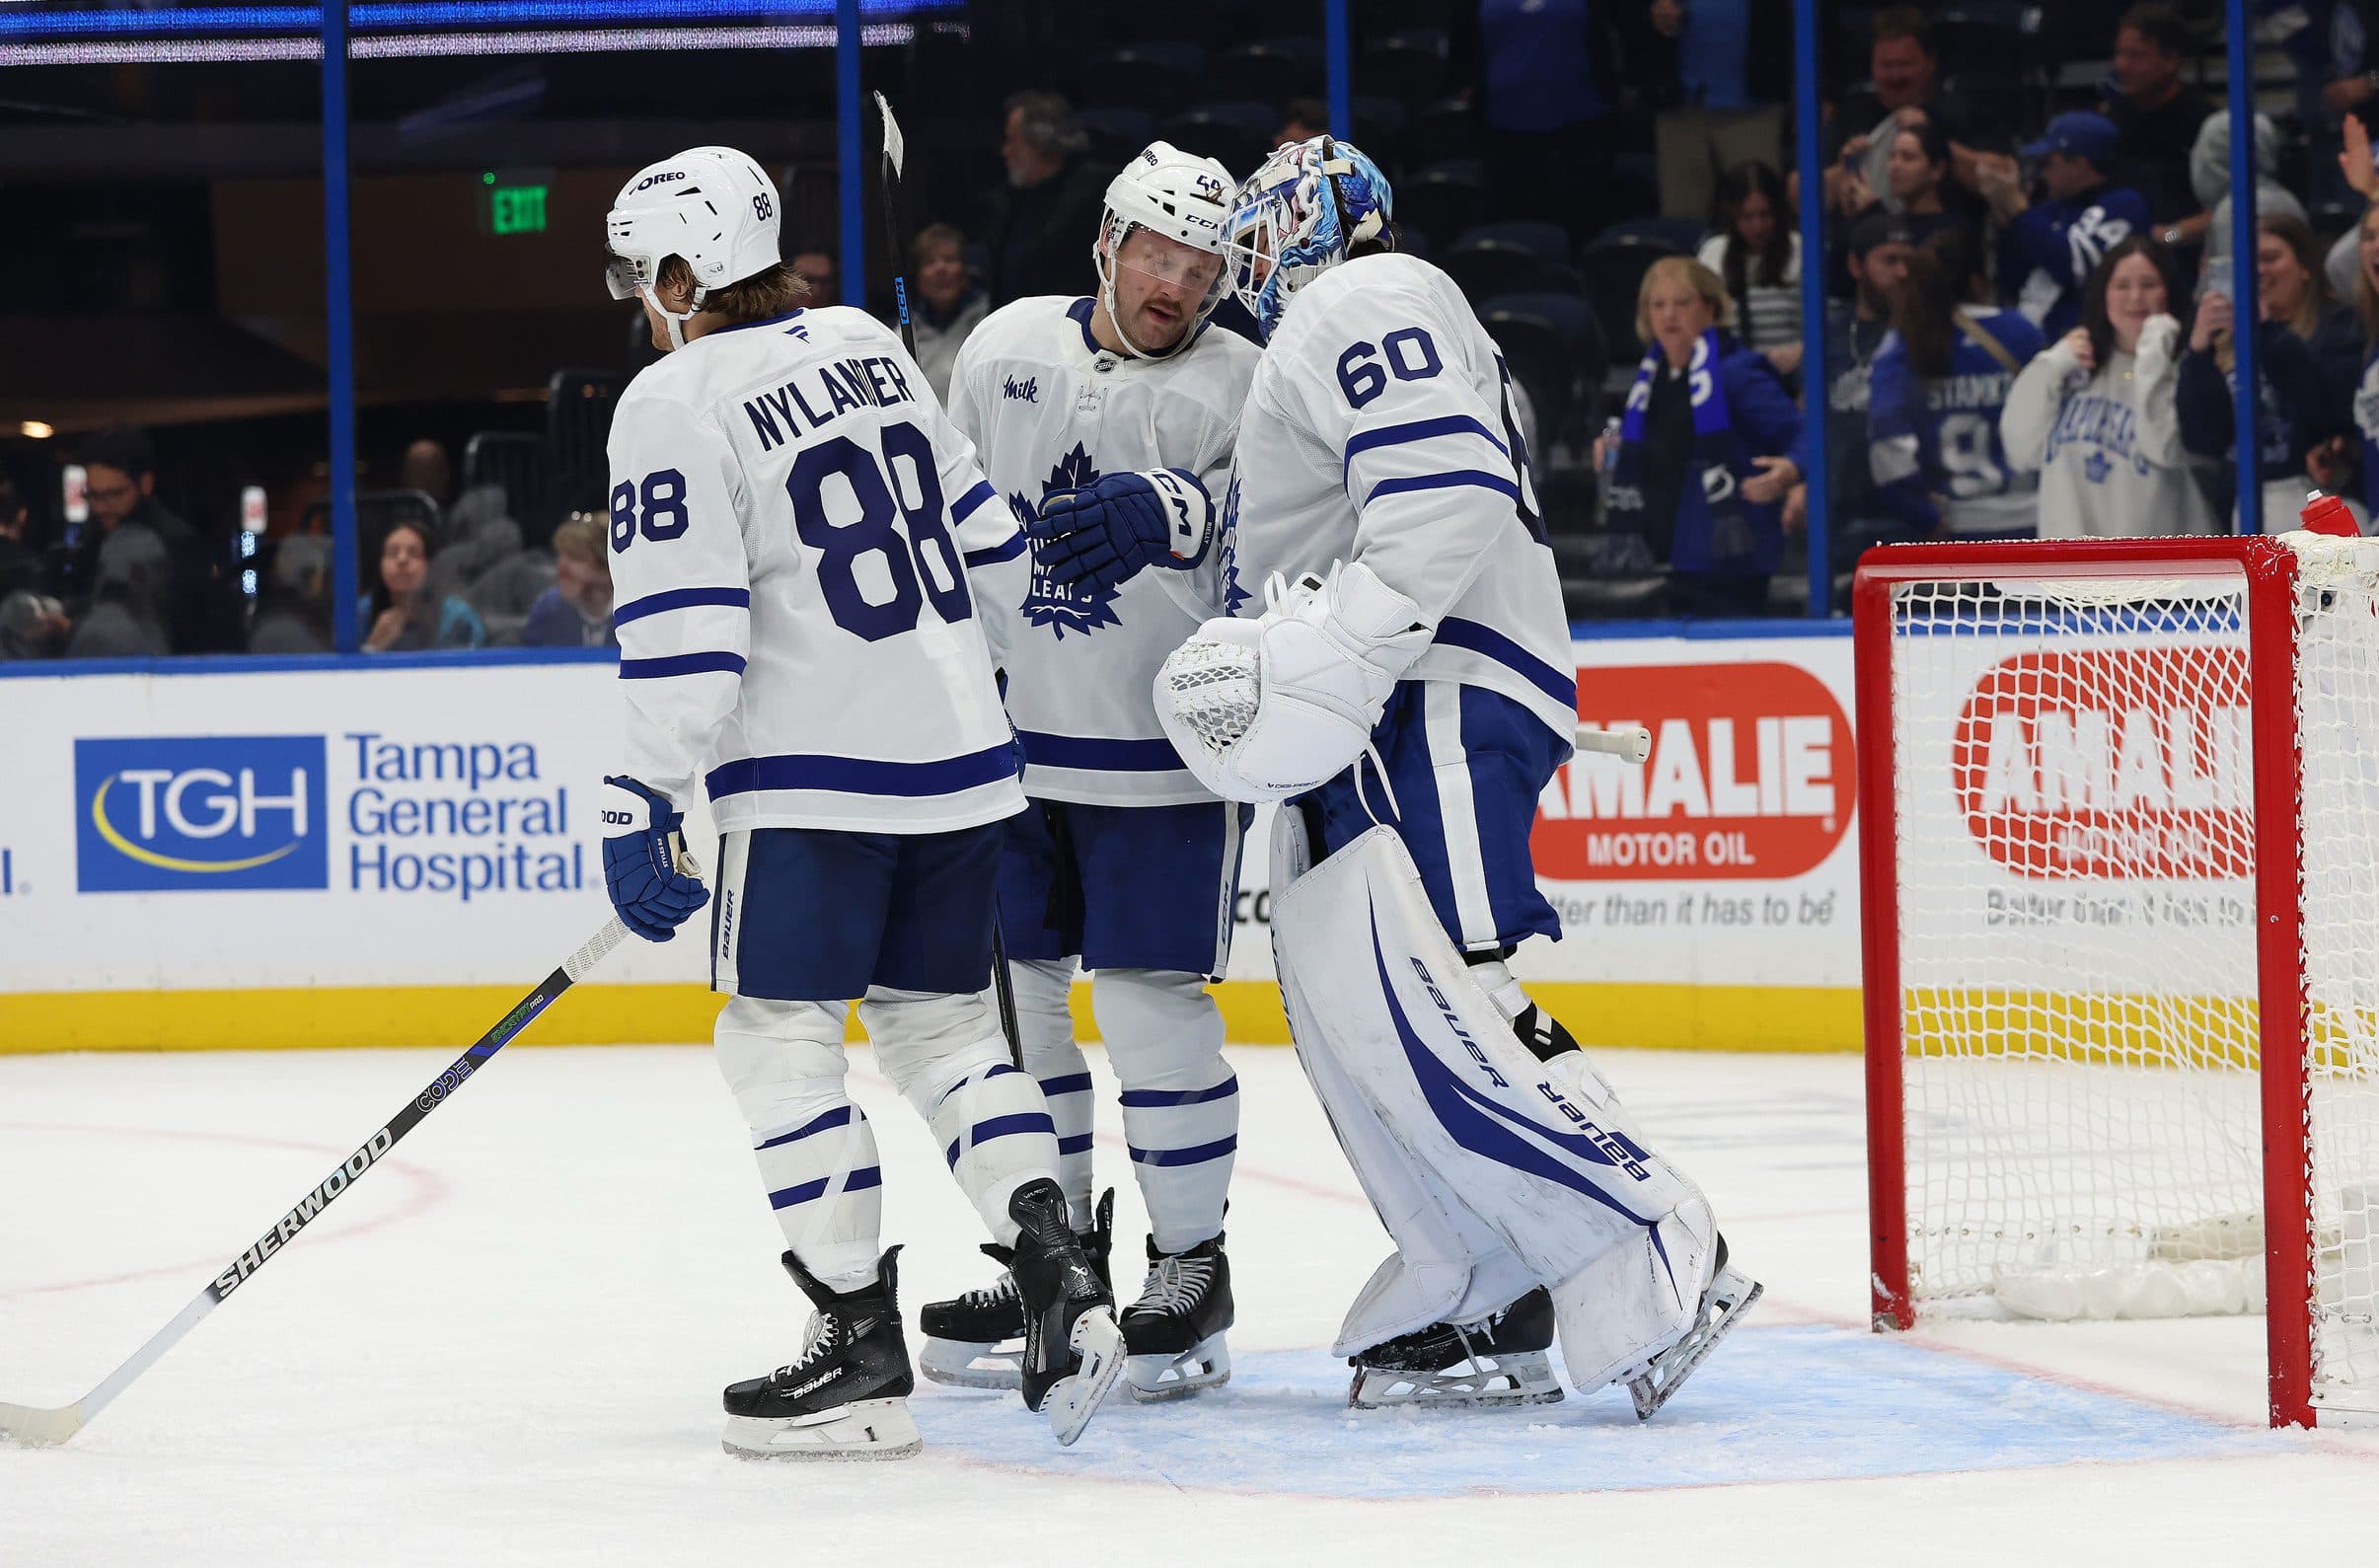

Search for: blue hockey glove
xmin=600 ymin=776 xmax=707 ymax=941
xmin=1028 ymin=469 xmax=1214 ymax=592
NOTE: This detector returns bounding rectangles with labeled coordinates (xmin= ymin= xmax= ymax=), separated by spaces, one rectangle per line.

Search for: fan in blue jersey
xmin=1097 ymin=137 xmax=1761 ymax=1416
xmin=1977 ymin=112 xmax=2150 ymax=338
xmin=594 ymin=145 xmax=1123 ymax=1457
xmin=1867 ymin=229 xmax=2046 ymax=542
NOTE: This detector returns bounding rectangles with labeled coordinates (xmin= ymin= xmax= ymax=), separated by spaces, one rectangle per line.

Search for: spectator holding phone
xmin=1977 ymin=112 xmax=2149 ymax=338
xmin=2178 ymin=250 xmax=2339 ymax=530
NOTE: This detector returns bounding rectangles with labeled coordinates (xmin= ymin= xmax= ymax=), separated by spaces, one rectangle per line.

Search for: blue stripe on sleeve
xmin=613 ymin=586 xmax=751 ymax=627
xmin=1057 ymin=1134 xmax=1095 ymax=1157
xmin=944 ymin=1111 xmax=1058 ymax=1168
xmin=963 ymin=531 xmax=1026 ymax=568
xmin=1038 ymin=1073 xmax=1095 ymax=1097
xmin=953 ymin=480 xmax=999 ymax=522
xmin=1364 ymin=469 xmax=1521 ymax=504
xmin=620 ymin=650 xmax=746 ymax=679
xmin=1342 ymin=414 xmax=1509 ymax=480
xmin=706 ymin=743 xmax=1018 ymax=800
xmin=1434 ymin=617 xmax=1578 ymax=709
xmin=1016 ymin=730 xmax=1187 ymax=772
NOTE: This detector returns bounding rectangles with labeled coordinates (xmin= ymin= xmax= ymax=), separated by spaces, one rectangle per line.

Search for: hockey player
xmin=1044 ymin=137 xmax=1760 ymax=1416
xmin=916 ymin=143 xmax=1258 ymax=1402
xmin=594 ymin=145 xmax=1122 ymax=1458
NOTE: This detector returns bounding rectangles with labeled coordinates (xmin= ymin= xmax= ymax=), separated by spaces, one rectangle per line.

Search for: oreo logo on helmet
xmin=633 ymin=170 xmax=687 ymax=193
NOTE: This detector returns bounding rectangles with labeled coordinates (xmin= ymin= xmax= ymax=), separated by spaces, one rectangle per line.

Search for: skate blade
xmin=918 ymin=1336 xmax=1023 ymax=1391
xmin=1348 ymin=1349 xmax=1564 ymax=1411
xmin=1627 ymin=1267 xmax=1762 ymax=1421
xmin=1044 ymin=1308 xmax=1126 ymax=1447
xmin=1125 ymin=1333 xmax=1231 ymax=1402
xmin=721 ymin=1397 xmax=923 ymax=1461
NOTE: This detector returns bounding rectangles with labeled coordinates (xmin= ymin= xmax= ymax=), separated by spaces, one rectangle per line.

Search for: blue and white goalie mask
xmin=1224 ymin=136 xmax=1395 ymax=340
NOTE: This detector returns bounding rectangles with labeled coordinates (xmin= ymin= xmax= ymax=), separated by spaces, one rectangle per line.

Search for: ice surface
xmin=3 ymin=1044 xmax=2374 ymax=1566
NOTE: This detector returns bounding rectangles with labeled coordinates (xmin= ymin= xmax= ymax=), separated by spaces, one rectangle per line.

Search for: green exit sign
xmin=489 ymin=184 xmax=548 ymax=236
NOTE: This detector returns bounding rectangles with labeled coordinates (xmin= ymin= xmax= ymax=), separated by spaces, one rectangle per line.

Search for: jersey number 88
xmin=787 ymin=420 xmax=972 ymax=641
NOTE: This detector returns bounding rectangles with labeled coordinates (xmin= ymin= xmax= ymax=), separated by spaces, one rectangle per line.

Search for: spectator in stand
xmin=361 ymin=519 xmax=484 ymax=652
xmin=909 ymin=222 xmax=987 ymax=403
xmin=1697 ymin=162 xmax=1801 ymax=363
xmin=1878 ymin=119 xmax=1972 ymax=250
xmin=1869 ymin=228 xmax=2045 ymax=543
xmin=0 ymin=588 xmax=70 ymax=659
xmin=1277 ymin=98 xmax=1327 ymax=148
xmin=0 ymin=474 xmax=38 ymax=599
xmin=2260 ymin=214 xmax=2373 ymax=504
xmin=63 ymin=426 xmax=238 ymax=653
xmin=792 ymin=251 xmax=837 ymax=303
xmin=1976 ymin=112 xmax=2148 ymax=338
xmin=1597 ymin=257 xmax=1805 ymax=617
xmin=1451 ymin=1 xmax=1621 ymax=238
xmin=2295 ymin=1 xmax=2376 ymax=209
xmin=248 ymin=534 xmax=333 ymax=654
xmin=2101 ymin=4 xmax=2214 ymax=230
xmin=2337 ymin=201 xmax=2379 ymax=521
xmin=1644 ymin=0 xmax=1790 ymax=227
xmin=2178 ymin=250 xmax=2339 ymax=531
xmin=983 ymin=91 xmax=1106 ymax=306
xmin=521 ymin=516 xmax=617 ymax=649
xmin=399 ymin=438 xmax=454 ymax=509
xmin=2002 ymin=236 xmax=2213 ymax=538
xmin=2190 ymin=112 xmax=2304 ymax=264
xmin=2326 ymin=114 xmax=2379 ymax=305
xmin=64 ymin=523 xmax=175 ymax=657
xmin=1821 ymin=212 xmax=1921 ymax=543
xmin=1824 ymin=8 xmax=1979 ymax=219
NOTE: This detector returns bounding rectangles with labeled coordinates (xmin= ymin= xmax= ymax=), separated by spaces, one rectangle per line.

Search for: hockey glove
xmin=600 ymin=776 xmax=708 ymax=941
xmin=1029 ymin=469 xmax=1214 ymax=592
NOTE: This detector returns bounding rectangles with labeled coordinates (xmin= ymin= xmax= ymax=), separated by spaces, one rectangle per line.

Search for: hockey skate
xmin=1621 ymin=1234 xmax=1760 ymax=1419
xmin=721 ymin=1246 xmax=922 ymax=1461
xmin=1006 ymin=1178 xmax=1126 ymax=1446
xmin=918 ymin=1190 xmax=1112 ymax=1390
xmin=1347 ymin=1286 xmax=1564 ymax=1409
xmin=1121 ymin=1232 xmax=1233 ymax=1401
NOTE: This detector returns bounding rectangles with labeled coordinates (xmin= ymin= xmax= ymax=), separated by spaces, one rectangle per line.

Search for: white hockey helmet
xmin=604 ymin=145 xmax=783 ymax=349
xmin=1092 ymin=141 xmax=1235 ymax=360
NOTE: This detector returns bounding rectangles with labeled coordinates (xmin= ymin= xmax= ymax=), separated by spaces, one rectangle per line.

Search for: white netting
xmin=1881 ymin=536 xmax=2379 ymax=1421
xmin=1155 ymin=635 xmax=1259 ymax=756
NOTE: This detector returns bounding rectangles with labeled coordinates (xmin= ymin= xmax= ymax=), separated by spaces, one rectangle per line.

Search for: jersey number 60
xmin=787 ymin=420 xmax=972 ymax=642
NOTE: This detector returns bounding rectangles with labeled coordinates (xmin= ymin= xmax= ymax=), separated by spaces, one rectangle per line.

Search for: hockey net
xmin=1854 ymin=535 xmax=2379 ymax=1428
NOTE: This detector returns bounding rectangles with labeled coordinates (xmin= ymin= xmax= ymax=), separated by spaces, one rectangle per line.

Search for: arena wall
xmin=0 ymin=628 xmax=1865 ymax=1053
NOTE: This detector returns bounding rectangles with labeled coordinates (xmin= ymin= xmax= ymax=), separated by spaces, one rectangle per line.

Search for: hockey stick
xmin=1577 ymin=722 xmax=1653 ymax=763
xmin=0 ymin=870 xmax=668 ymax=1449
xmin=873 ymin=88 xmax=1024 ymax=1069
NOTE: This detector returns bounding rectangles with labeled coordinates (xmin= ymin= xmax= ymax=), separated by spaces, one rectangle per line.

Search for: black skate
xmin=1005 ymin=1178 xmax=1126 ymax=1446
xmin=918 ymin=1190 xmax=1112 ymax=1391
xmin=721 ymin=1246 xmax=920 ymax=1460
xmin=1348 ymin=1286 xmax=1564 ymax=1410
xmin=1121 ymin=1232 xmax=1234 ymax=1401
xmin=1623 ymin=1233 xmax=1761 ymax=1420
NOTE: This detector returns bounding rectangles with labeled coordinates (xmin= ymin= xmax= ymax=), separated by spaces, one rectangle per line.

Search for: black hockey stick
xmin=0 ymin=888 xmax=654 ymax=1448
xmin=874 ymin=89 xmax=1024 ymax=1069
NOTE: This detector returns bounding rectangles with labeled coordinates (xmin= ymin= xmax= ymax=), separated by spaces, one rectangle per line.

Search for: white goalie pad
xmin=1154 ymin=561 xmax=1430 ymax=802
xmin=1272 ymin=820 xmax=1717 ymax=1385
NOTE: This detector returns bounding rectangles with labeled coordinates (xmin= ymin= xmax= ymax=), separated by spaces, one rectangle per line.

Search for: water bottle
xmin=1598 ymin=416 xmax=1623 ymax=523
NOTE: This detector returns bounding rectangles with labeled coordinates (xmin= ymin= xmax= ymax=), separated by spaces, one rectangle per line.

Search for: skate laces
xmin=1133 ymin=1252 xmax=1214 ymax=1315
xmin=959 ymin=1273 xmax=1020 ymax=1312
xmin=772 ymin=1310 xmax=842 ymax=1381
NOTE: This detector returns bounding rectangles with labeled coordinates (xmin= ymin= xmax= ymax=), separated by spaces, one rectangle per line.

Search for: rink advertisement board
xmin=0 ymin=635 xmax=1866 ymax=1052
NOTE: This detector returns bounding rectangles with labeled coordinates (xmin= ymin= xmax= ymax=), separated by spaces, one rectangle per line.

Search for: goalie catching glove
xmin=1153 ymin=560 xmax=1430 ymax=802
xmin=600 ymin=776 xmax=707 ymax=941
xmin=1028 ymin=469 xmax=1216 ymax=593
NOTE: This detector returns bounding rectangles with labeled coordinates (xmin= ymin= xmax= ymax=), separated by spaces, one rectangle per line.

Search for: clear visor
xmin=1109 ymin=226 xmax=1227 ymax=295
xmin=604 ymin=254 xmax=650 ymax=302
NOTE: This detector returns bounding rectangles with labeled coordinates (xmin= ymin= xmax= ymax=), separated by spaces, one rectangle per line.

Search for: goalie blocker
xmin=1269 ymin=807 xmax=1758 ymax=1410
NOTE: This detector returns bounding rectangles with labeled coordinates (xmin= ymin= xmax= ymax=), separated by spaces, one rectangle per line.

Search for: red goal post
xmin=1852 ymin=535 xmax=2379 ymax=1430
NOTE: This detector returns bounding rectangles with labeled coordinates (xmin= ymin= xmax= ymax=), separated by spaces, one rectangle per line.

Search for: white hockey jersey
xmin=1223 ymin=253 xmax=1578 ymax=739
xmin=607 ymin=304 xmax=1027 ymax=835
xmin=948 ymin=296 xmax=1259 ymax=805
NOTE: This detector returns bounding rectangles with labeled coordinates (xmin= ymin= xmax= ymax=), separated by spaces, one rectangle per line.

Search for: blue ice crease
xmin=910 ymin=1326 xmax=2271 ymax=1496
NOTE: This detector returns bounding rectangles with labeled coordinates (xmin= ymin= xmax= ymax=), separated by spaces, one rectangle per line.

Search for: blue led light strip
xmin=0 ymin=0 xmax=960 ymax=39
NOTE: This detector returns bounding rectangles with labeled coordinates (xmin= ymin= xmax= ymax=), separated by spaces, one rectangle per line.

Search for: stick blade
xmin=873 ymin=91 xmax=905 ymax=176
xmin=0 ymin=1398 xmax=87 ymax=1449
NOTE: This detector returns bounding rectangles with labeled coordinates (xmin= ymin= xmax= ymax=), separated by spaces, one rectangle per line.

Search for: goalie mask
xmin=604 ymin=145 xmax=783 ymax=350
xmin=1091 ymin=141 xmax=1235 ymax=360
xmin=1225 ymin=135 xmax=1394 ymax=341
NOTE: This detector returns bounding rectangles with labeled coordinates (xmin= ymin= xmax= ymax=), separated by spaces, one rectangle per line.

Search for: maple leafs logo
xmin=1217 ymin=475 xmax=1249 ymax=618
xmin=1020 ymin=442 xmax=1123 ymax=638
